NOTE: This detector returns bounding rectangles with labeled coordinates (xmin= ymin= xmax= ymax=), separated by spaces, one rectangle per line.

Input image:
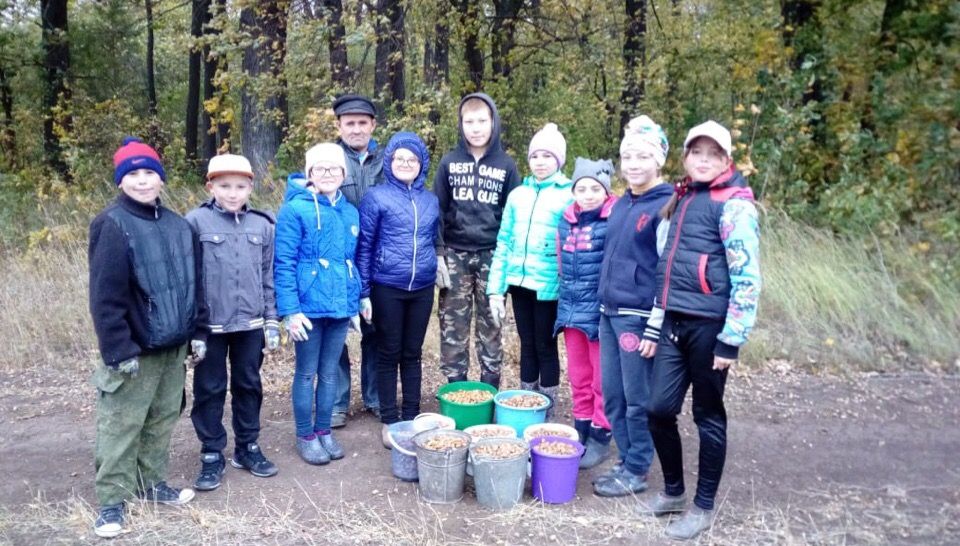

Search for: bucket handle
xmin=389 ymin=431 xmax=416 ymax=457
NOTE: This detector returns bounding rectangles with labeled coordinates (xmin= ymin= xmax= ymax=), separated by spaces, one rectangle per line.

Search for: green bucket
xmin=436 ymin=381 xmax=498 ymax=430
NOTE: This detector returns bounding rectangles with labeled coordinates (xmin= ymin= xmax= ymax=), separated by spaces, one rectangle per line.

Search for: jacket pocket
xmin=697 ymin=254 xmax=712 ymax=295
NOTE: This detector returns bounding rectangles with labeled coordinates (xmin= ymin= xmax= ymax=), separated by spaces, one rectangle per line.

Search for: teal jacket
xmin=487 ymin=171 xmax=573 ymax=300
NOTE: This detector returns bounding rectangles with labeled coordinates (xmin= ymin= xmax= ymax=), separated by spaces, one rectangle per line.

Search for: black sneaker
xmin=231 ymin=442 xmax=279 ymax=477
xmin=140 ymin=482 xmax=195 ymax=506
xmin=194 ymin=451 xmax=225 ymax=491
xmin=93 ymin=503 xmax=127 ymax=538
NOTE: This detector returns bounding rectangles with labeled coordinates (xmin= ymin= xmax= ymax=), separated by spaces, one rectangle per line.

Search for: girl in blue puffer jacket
xmin=355 ymin=132 xmax=440 ymax=447
xmin=275 ymin=143 xmax=360 ymax=467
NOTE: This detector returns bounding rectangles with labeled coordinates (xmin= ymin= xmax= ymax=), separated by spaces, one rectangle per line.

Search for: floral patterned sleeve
xmin=717 ymin=198 xmax=761 ymax=353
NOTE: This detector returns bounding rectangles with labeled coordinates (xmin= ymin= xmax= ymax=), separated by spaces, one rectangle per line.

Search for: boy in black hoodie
xmin=434 ymin=93 xmax=521 ymax=388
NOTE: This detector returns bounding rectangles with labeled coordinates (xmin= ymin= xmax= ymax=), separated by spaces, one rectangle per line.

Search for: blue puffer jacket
xmin=554 ymin=195 xmax=617 ymax=340
xmin=356 ymin=132 xmax=440 ymax=296
xmin=274 ymin=173 xmax=361 ymax=319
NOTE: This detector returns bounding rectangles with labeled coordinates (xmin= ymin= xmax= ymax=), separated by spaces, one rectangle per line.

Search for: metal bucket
xmin=412 ymin=429 xmax=470 ymax=504
xmin=470 ymin=438 xmax=529 ymax=510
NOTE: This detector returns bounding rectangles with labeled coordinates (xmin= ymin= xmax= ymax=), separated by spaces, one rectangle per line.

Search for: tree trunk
xmin=202 ymin=0 xmax=227 ymax=160
xmin=144 ymin=0 xmax=161 ymax=149
xmin=0 ymin=66 xmax=14 ymax=166
xmin=620 ymin=0 xmax=647 ymax=133
xmin=240 ymin=1 xmax=289 ymax=186
xmin=40 ymin=0 xmax=70 ymax=179
xmin=423 ymin=20 xmax=449 ymax=88
xmin=316 ymin=0 xmax=351 ymax=89
xmin=491 ymin=0 xmax=522 ymax=81
xmin=374 ymin=0 xmax=406 ymax=113
xmin=781 ymin=0 xmax=825 ymax=141
xmin=186 ymin=0 xmax=206 ymax=163
xmin=455 ymin=0 xmax=484 ymax=92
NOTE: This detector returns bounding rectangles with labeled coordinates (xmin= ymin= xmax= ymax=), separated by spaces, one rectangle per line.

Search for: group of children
xmin=87 ymin=93 xmax=760 ymax=541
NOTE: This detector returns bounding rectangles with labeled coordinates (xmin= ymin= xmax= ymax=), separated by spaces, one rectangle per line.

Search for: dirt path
xmin=1 ymin=363 xmax=958 ymax=545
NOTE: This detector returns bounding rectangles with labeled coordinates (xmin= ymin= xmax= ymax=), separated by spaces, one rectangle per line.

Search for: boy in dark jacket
xmin=433 ymin=93 xmax=521 ymax=388
xmin=186 ymin=154 xmax=280 ymax=492
xmin=88 ymin=137 xmax=207 ymax=538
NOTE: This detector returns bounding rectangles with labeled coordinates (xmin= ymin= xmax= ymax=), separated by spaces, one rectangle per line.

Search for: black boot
xmin=447 ymin=373 xmax=468 ymax=383
xmin=480 ymin=371 xmax=501 ymax=390
xmin=573 ymin=419 xmax=591 ymax=446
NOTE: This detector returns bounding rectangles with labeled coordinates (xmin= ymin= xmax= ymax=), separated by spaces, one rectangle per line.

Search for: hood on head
xmin=457 ymin=92 xmax=503 ymax=157
xmin=383 ymin=132 xmax=431 ymax=190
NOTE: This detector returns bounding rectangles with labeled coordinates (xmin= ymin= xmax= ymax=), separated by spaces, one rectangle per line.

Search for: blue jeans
xmin=292 ymin=317 xmax=350 ymax=437
xmin=599 ymin=313 xmax=655 ymax=476
xmin=333 ymin=319 xmax=379 ymax=413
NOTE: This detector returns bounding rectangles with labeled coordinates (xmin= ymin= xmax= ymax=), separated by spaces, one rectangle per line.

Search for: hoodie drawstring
xmin=312 ymin=192 xmax=322 ymax=231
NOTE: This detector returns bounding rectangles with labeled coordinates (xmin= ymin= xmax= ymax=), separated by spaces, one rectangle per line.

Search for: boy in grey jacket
xmin=185 ymin=154 xmax=281 ymax=491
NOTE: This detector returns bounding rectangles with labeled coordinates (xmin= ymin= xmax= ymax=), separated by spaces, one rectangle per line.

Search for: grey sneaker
xmin=140 ymin=482 xmax=195 ymax=506
xmin=579 ymin=428 xmax=612 ymax=469
xmin=591 ymin=461 xmax=625 ymax=485
xmin=194 ymin=451 xmax=225 ymax=491
xmin=665 ymin=506 xmax=715 ymax=540
xmin=593 ymin=468 xmax=647 ymax=497
xmin=636 ymin=491 xmax=687 ymax=517
xmin=317 ymin=433 xmax=345 ymax=460
xmin=296 ymin=436 xmax=330 ymax=465
xmin=231 ymin=442 xmax=279 ymax=477
xmin=381 ymin=424 xmax=392 ymax=450
xmin=93 ymin=504 xmax=127 ymax=538
xmin=331 ymin=412 xmax=348 ymax=429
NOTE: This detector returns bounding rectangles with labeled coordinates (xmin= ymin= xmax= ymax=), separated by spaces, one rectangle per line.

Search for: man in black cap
xmin=332 ymin=93 xmax=384 ymax=428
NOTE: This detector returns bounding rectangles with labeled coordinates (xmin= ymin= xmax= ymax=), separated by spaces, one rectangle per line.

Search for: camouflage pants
xmin=92 ymin=344 xmax=187 ymax=506
xmin=438 ymin=249 xmax=502 ymax=380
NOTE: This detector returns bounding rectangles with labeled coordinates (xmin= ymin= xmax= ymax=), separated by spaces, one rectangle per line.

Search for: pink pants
xmin=564 ymin=327 xmax=611 ymax=430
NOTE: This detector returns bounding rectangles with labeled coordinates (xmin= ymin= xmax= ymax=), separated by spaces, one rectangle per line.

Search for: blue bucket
xmin=494 ymin=390 xmax=551 ymax=437
xmin=389 ymin=421 xmax=419 ymax=482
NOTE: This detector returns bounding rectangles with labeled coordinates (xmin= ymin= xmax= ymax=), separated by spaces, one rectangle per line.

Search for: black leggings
xmin=509 ymin=285 xmax=560 ymax=387
xmin=371 ymin=283 xmax=434 ymax=424
xmin=647 ymin=311 xmax=728 ymax=511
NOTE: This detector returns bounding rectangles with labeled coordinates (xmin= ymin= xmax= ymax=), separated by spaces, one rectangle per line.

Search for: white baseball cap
xmin=683 ymin=120 xmax=732 ymax=158
xmin=206 ymin=153 xmax=254 ymax=180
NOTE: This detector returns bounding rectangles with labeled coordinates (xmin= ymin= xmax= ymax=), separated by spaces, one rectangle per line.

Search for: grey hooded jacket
xmin=186 ymin=199 xmax=279 ymax=334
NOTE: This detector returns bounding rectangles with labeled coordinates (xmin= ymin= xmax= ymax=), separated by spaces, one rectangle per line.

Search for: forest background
xmin=0 ymin=0 xmax=958 ymax=373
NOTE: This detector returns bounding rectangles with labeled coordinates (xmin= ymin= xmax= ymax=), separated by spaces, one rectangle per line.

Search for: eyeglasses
xmin=310 ymin=166 xmax=344 ymax=178
xmin=393 ymin=156 xmax=420 ymax=167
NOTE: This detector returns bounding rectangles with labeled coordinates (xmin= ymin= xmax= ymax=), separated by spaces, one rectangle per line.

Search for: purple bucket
xmin=529 ymin=436 xmax=585 ymax=504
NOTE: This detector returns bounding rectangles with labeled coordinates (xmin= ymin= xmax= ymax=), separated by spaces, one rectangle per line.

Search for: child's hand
xmin=264 ymin=324 xmax=281 ymax=351
xmin=713 ymin=356 xmax=736 ymax=370
xmin=436 ymin=256 xmax=451 ymax=289
xmin=638 ymin=339 xmax=657 ymax=358
xmin=360 ymin=298 xmax=373 ymax=323
xmin=284 ymin=313 xmax=313 ymax=342
xmin=349 ymin=315 xmax=361 ymax=333
xmin=114 ymin=357 xmax=140 ymax=377
xmin=489 ymin=295 xmax=506 ymax=328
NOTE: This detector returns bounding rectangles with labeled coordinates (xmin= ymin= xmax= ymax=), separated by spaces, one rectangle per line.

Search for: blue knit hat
xmin=383 ymin=132 xmax=430 ymax=188
xmin=113 ymin=136 xmax=166 ymax=185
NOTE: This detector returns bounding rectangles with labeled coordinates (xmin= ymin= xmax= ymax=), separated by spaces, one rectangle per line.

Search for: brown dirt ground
xmin=0 ymin=344 xmax=958 ymax=545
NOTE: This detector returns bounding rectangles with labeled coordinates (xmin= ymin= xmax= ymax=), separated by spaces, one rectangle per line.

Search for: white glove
xmin=283 ymin=313 xmax=313 ymax=342
xmin=264 ymin=322 xmax=281 ymax=351
xmin=360 ymin=298 xmax=373 ymax=323
xmin=436 ymin=256 xmax=451 ymax=289
xmin=191 ymin=339 xmax=207 ymax=361
xmin=489 ymin=295 xmax=506 ymax=328
xmin=349 ymin=315 xmax=361 ymax=333
xmin=113 ymin=357 xmax=140 ymax=377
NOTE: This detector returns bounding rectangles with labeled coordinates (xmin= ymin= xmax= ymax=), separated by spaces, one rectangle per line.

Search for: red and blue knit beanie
xmin=113 ymin=136 xmax=166 ymax=185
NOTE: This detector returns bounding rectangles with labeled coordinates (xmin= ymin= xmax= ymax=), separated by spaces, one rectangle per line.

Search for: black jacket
xmin=433 ymin=93 xmax=522 ymax=252
xmin=88 ymin=193 xmax=208 ymax=366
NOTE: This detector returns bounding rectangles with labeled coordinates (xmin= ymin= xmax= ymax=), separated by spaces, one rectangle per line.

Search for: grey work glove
xmin=349 ymin=315 xmax=361 ymax=333
xmin=436 ymin=256 xmax=451 ymax=289
xmin=264 ymin=321 xmax=281 ymax=351
xmin=113 ymin=357 xmax=140 ymax=377
xmin=284 ymin=313 xmax=313 ymax=342
xmin=184 ymin=339 xmax=207 ymax=369
xmin=359 ymin=298 xmax=373 ymax=324
xmin=489 ymin=295 xmax=506 ymax=328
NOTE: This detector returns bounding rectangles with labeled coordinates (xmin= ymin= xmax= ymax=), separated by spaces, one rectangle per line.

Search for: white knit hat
xmin=620 ymin=115 xmax=670 ymax=167
xmin=305 ymin=143 xmax=347 ymax=177
xmin=683 ymin=120 xmax=732 ymax=158
xmin=527 ymin=123 xmax=567 ymax=169
xmin=206 ymin=153 xmax=254 ymax=181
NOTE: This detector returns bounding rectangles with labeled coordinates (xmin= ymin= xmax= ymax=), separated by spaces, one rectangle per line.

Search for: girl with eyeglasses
xmin=355 ymin=132 xmax=440 ymax=448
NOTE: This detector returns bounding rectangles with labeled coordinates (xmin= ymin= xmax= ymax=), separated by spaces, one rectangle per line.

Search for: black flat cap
xmin=332 ymin=94 xmax=376 ymax=117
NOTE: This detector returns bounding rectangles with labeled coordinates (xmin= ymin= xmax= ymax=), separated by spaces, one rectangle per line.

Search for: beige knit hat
xmin=206 ymin=153 xmax=254 ymax=181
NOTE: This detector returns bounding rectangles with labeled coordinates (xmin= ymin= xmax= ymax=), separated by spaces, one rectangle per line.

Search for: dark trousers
xmin=509 ymin=285 xmax=560 ymax=387
xmin=647 ymin=312 xmax=728 ymax=511
xmin=191 ymin=329 xmax=264 ymax=454
xmin=371 ymin=283 xmax=434 ymax=424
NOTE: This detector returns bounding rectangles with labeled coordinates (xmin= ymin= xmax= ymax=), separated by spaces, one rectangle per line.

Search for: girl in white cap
xmin=641 ymin=120 xmax=762 ymax=540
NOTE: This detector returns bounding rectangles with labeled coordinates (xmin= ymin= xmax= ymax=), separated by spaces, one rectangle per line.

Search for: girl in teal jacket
xmin=488 ymin=123 xmax=572 ymax=408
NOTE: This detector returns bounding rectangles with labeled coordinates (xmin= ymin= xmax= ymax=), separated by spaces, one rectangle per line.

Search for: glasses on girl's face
xmin=393 ymin=156 xmax=420 ymax=167
xmin=311 ymin=166 xmax=343 ymax=178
